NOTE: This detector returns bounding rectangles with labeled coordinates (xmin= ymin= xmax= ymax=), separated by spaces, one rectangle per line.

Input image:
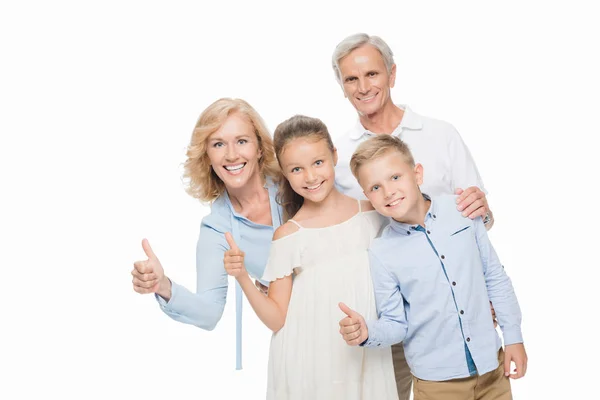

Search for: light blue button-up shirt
xmin=364 ymin=194 xmax=523 ymax=381
xmin=155 ymin=180 xmax=283 ymax=369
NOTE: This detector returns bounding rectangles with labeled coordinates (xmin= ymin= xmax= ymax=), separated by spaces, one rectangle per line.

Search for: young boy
xmin=338 ymin=135 xmax=527 ymax=399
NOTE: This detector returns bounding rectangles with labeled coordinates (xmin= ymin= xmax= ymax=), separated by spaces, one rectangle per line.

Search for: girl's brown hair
xmin=273 ymin=115 xmax=334 ymax=220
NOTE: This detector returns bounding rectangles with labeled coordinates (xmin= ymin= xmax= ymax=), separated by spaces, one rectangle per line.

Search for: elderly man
xmin=332 ymin=33 xmax=495 ymax=400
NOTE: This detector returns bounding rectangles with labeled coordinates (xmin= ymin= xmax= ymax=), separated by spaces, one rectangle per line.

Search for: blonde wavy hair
xmin=183 ymin=98 xmax=279 ymax=202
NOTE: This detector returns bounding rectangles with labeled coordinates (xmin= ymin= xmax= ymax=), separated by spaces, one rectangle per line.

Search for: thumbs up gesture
xmin=338 ymin=302 xmax=369 ymax=346
xmin=224 ymin=232 xmax=246 ymax=278
xmin=132 ymin=239 xmax=165 ymax=295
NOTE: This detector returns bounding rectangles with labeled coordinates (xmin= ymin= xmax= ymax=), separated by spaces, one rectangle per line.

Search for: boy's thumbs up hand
xmin=224 ymin=232 xmax=246 ymax=278
xmin=338 ymin=302 xmax=368 ymax=346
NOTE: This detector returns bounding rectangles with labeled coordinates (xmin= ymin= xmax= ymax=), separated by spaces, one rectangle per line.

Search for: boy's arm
xmin=474 ymin=217 xmax=523 ymax=345
xmin=361 ymin=250 xmax=408 ymax=347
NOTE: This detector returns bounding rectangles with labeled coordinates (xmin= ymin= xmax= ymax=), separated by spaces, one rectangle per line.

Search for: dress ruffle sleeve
xmin=261 ymin=234 xmax=302 ymax=282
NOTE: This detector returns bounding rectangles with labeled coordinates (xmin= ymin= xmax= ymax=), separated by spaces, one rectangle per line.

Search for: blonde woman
xmin=131 ymin=98 xmax=282 ymax=370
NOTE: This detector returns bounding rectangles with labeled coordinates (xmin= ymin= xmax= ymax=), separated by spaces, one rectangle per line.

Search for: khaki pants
xmin=392 ymin=344 xmax=413 ymax=400
xmin=411 ymin=349 xmax=512 ymax=400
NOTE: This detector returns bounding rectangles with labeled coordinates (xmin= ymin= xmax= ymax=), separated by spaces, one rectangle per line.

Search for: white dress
xmin=261 ymin=203 xmax=399 ymax=400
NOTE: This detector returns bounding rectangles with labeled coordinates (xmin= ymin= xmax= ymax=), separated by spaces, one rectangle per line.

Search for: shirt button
xmin=427 ymin=230 xmax=431 ymax=234
xmin=460 ymin=310 xmax=464 ymax=315
xmin=407 ymin=231 xmax=411 ymax=235
xmin=466 ymin=337 xmax=471 ymax=342
xmin=433 ymin=214 xmax=437 ymax=219
xmin=452 ymin=281 xmax=456 ymax=286
xmin=441 ymin=255 xmax=445 ymax=259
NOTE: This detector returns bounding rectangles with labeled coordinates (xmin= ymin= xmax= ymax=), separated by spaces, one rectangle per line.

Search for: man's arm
xmin=447 ymin=124 xmax=494 ymax=230
xmin=455 ymin=187 xmax=494 ymax=230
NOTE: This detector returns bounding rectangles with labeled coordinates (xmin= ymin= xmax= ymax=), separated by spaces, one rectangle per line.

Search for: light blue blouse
xmin=155 ymin=180 xmax=283 ymax=369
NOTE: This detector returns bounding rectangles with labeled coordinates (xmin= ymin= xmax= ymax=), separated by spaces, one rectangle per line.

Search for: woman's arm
xmin=134 ymin=224 xmax=229 ymax=331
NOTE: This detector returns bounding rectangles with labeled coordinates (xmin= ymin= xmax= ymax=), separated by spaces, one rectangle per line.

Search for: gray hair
xmin=331 ymin=33 xmax=395 ymax=85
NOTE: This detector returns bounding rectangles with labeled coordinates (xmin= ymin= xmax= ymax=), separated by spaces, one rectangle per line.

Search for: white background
xmin=1 ymin=1 xmax=598 ymax=399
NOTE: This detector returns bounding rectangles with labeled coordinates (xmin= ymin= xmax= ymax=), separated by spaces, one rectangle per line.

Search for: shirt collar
xmin=349 ymin=104 xmax=424 ymax=140
xmin=389 ymin=193 xmax=437 ymax=236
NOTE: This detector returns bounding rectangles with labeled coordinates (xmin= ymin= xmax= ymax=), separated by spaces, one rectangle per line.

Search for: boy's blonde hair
xmin=350 ymin=135 xmax=415 ymax=180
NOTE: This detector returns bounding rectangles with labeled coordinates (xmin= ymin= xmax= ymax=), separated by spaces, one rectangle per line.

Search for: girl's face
xmin=206 ymin=113 xmax=262 ymax=191
xmin=279 ymin=137 xmax=338 ymax=204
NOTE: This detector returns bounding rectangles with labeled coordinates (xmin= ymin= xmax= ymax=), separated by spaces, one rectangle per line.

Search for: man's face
xmin=358 ymin=151 xmax=423 ymax=222
xmin=338 ymin=45 xmax=396 ymax=118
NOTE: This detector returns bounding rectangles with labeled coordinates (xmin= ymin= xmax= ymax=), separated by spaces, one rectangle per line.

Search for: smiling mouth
xmin=304 ymin=181 xmax=324 ymax=191
xmin=224 ymin=163 xmax=246 ymax=174
xmin=358 ymin=92 xmax=378 ymax=102
xmin=386 ymin=197 xmax=404 ymax=207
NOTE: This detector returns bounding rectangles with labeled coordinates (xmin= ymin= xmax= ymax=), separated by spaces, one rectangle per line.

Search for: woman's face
xmin=206 ymin=113 xmax=262 ymax=191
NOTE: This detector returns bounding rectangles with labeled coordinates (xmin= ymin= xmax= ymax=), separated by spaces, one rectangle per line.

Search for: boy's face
xmin=358 ymin=150 xmax=424 ymax=221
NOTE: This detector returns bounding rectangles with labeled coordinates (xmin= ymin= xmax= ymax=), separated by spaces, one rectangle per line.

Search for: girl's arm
xmin=237 ymin=273 xmax=292 ymax=332
xmin=224 ymin=223 xmax=296 ymax=333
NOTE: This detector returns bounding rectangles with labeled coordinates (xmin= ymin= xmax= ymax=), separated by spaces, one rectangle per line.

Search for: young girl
xmin=224 ymin=115 xmax=398 ymax=399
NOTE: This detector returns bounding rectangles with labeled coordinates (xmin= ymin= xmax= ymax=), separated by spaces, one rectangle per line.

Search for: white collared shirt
xmin=334 ymin=105 xmax=486 ymax=200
